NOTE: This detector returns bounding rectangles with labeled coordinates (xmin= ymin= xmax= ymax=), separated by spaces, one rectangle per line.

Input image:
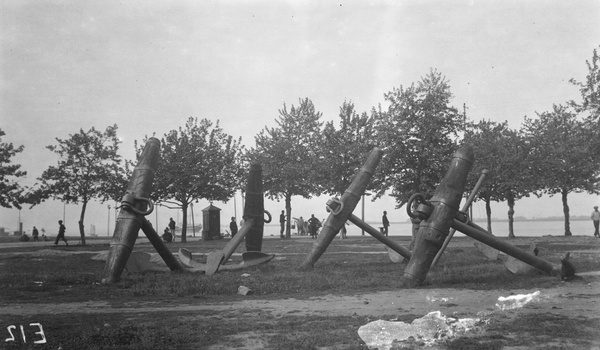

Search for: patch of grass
xmin=1 ymin=236 xmax=599 ymax=349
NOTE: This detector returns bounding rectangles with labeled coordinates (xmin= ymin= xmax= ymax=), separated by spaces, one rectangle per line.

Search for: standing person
xmin=340 ymin=221 xmax=348 ymax=239
xmin=54 ymin=220 xmax=68 ymax=246
xmin=308 ymin=214 xmax=320 ymax=239
xmin=592 ymin=206 xmax=600 ymax=237
xmin=230 ymin=217 xmax=238 ymax=238
xmin=168 ymin=218 xmax=176 ymax=241
xmin=293 ymin=216 xmax=305 ymax=235
xmin=279 ymin=210 xmax=286 ymax=239
xmin=382 ymin=211 xmax=390 ymax=236
xmin=32 ymin=226 xmax=39 ymax=241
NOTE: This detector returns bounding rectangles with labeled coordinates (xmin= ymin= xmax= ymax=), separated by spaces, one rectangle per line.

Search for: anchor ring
xmin=406 ymin=193 xmax=432 ymax=220
xmin=326 ymin=198 xmax=344 ymax=216
xmin=120 ymin=194 xmax=154 ymax=216
xmin=263 ymin=210 xmax=272 ymax=223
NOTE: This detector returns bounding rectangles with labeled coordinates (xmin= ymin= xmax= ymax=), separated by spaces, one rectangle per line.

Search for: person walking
xmin=54 ymin=220 xmax=68 ymax=246
xmin=168 ymin=218 xmax=176 ymax=241
xmin=32 ymin=226 xmax=39 ymax=241
xmin=230 ymin=217 xmax=238 ymax=238
xmin=279 ymin=210 xmax=286 ymax=238
xmin=382 ymin=211 xmax=390 ymax=236
xmin=592 ymin=206 xmax=600 ymax=237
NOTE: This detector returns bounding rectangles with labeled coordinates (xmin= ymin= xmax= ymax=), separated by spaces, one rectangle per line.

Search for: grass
xmin=0 ymin=235 xmax=599 ymax=349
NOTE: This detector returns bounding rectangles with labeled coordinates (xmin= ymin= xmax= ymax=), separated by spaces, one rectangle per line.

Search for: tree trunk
xmin=285 ymin=193 xmax=292 ymax=239
xmin=485 ymin=198 xmax=492 ymax=234
xmin=78 ymin=200 xmax=87 ymax=245
xmin=181 ymin=203 xmax=188 ymax=243
xmin=562 ymin=188 xmax=572 ymax=236
xmin=507 ymin=197 xmax=515 ymax=239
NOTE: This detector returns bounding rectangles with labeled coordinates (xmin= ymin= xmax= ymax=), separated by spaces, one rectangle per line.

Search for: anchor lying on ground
xmin=178 ymin=162 xmax=275 ymax=275
xmin=299 ymin=148 xmax=411 ymax=270
xmin=403 ymin=145 xmax=576 ymax=287
xmin=102 ymin=138 xmax=185 ymax=284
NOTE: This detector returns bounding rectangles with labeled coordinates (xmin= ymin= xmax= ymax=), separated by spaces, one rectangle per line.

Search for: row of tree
xmin=2 ymin=47 xmax=599 ymax=244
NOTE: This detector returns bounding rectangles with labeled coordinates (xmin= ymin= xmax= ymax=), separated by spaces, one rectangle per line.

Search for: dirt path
xmin=1 ymin=279 xmax=598 ymax=317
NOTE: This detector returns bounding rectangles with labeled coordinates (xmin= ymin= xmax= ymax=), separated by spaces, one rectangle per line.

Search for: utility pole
xmin=463 ymin=103 xmax=468 ymax=131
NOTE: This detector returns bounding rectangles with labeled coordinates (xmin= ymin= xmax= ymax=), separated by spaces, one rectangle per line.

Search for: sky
xmin=1 ymin=0 xmax=599 ymax=237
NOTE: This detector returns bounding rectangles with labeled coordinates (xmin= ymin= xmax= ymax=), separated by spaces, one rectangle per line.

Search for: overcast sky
xmin=1 ymin=0 xmax=599 ymax=236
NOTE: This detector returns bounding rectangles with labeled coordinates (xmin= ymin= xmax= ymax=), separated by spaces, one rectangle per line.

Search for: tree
xmin=491 ymin=126 xmax=533 ymax=238
xmin=464 ymin=120 xmax=533 ymax=235
xmin=36 ymin=125 xmax=123 ymax=245
xmin=140 ymin=117 xmax=243 ymax=243
xmin=319 ymin=101 xmax=378 ymax=196
xmin=249 ymin=98 xmax=323 ymax=238
xmin=374 ymin=69 xmax=463 ymax=208
xmin=522 ymin=104 xmax=599 ymax=236
xmin=463 ymin=120 xmax=506 ymax=233
xmin=570 ymin=45 xmax=600 ymax=189
xmin=570 ymin=45 xmax=600 ymax=122
xmin=0 ymin=129 xmax=27 ymax=209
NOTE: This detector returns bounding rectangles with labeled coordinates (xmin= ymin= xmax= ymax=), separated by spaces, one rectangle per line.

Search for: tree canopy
xmin=0 ymin=129 xmax=27 ymax=209
xmin=35 ymin=125 xmax=123 ymax=245
xmin=249 ymin=98 xmax=323 ymax=238
xmin=522 ymin=104 xmax=599 ymax=235
xmin=374 ymin=69 xmax=463 ymax=208
xmin=319 ymin=101 xmax=378 ymax=197
xmin=140 ymin=117 xmax=244 ymax=242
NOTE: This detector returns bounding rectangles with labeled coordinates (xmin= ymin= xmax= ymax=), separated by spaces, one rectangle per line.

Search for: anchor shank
xmin=245 ymin=162 xmax=265 ymax=252
xmin=451 ymin=219 xmax=560 ymax=275
xmin=402 ymin=145 xmax=474 ymax=286
xmin=348 ymin=214 xmax=411 ymax=260
xmin=222 ymin=218 xmax=255 ymax=263
xmin=432 ymin=169 xmax=489 ymax=266
xmin=102 ymin=138 xmax=161 ymax=284
xmin=137 ymin=216 xmax=184 ymax=272
xmin=299 ymin=148 xmax=383 ymax=270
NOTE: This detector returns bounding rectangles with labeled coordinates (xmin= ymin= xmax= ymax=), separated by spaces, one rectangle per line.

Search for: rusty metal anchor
xmin=404 ymin=145 xmax=575 ymax=286
xmin=101 ymin=138 xmax=184 ymax=284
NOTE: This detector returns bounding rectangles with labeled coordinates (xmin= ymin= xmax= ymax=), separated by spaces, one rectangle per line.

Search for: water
xmin=250 ymin=219 xmax=595 ymax=238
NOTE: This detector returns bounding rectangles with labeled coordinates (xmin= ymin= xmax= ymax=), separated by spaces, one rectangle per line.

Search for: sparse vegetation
xmin=0 ymin=236 xmax=599 ymax=349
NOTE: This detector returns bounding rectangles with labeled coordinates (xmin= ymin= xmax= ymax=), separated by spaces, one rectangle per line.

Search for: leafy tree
xmin=99 ymin=159 xmax=134 ymax=210
xmin=374 ymin=69 xmax=463 ymax=208
xmin=319 ymin=101 xmax=378 ymax=196
xmin=570 ymin=45 xmax=600 ymax=122
xmin=139 ymin=117 xmax=243 ymax=243
xmin=463 ymin=120 xmax=512 ymax=233
xmin=569 ymin=45 xmax=600 ymax=189
xmin=249 ymin=98 xmax=324 ymax=238
xmin=522 ymin=104 xmax=599 ymax=236
xmin=489 ymin=125 xmax=533 ymax=238
xmin=35 ymin=125 xmax=123 ymax=245
xmin=0 ymin=129 xmax=27 ymax=209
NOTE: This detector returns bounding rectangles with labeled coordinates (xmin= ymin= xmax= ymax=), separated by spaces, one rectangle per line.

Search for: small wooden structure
xmin=202 ymin=204 xmax=221 ymax=240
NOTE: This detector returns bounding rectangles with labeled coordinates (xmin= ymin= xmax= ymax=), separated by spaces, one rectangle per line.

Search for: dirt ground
xmin=1 ymin=236 xmax=599 ymax=349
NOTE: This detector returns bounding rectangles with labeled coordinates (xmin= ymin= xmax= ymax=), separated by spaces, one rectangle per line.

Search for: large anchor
xmin=299 ymin=148 xmax=411 ymax=270
xmin=102 ymin=138 xmax=184 ymax=284
xmin=178 ymin=162 xmax=275 ymax=275
xmin=403 ymin=145 xmax=575 ymax=287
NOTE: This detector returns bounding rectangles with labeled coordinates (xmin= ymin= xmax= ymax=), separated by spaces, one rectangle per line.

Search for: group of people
xmin=161 ymin=218 xmax=177 ymax=243
xmin=275 ymin=210 xmax=393 ymax=240
xmin=280 ymin=211 xmax=323 ymax=238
